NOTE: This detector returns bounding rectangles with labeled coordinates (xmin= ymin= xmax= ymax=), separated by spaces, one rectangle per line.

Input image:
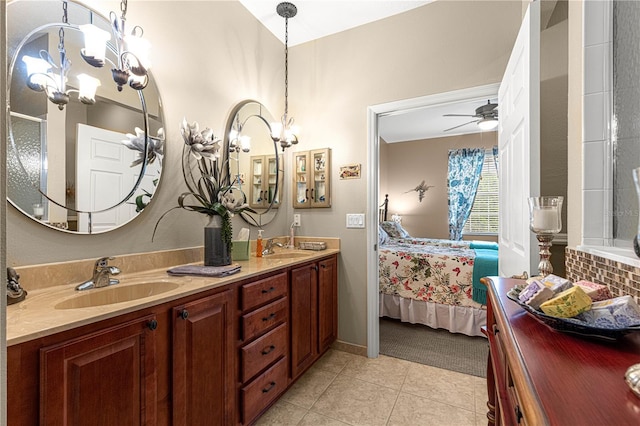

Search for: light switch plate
xmin=346 ymin=213 xmax=365 ymax=228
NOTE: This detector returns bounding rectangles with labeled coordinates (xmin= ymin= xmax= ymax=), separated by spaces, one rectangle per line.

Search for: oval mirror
xmin=6 ymin=0 xmax=164 ymax=234
xmin=224 ymin=100 xmax=283 ymax=227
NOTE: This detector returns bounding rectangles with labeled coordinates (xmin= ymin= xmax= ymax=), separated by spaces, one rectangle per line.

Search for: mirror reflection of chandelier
xmin=79 ymin=0 xmax=151 ymax=92
xmin=21 ymin=0 xmax=100 ymax=110
xmin=271 ymin=2 xmax=300 ymax=151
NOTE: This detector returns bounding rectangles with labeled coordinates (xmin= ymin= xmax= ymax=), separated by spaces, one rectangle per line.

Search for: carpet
xmin=379 ymin=318 xmax=488 ymax=377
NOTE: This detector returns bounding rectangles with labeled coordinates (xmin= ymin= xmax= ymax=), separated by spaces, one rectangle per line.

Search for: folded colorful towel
xmin=469 ymin=241 xmax=499 ymax=251
xmin=472 ymin=248 xmax=499 ymax=305
xmin=167 ymin=263 xmax=241 ymax=277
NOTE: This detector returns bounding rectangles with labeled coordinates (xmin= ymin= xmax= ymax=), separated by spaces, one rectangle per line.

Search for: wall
xmin=380 ymin=132 xmax=497 ymax=239
xmin=290 ymin=1 xmax=521 ymax=346
xmin=7 ymin=0 xmax=288 ymax=266
xmin=6 ymin=1 xmax=522 ymax=351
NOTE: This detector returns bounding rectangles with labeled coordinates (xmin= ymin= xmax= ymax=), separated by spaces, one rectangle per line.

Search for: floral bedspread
xmin=379 ymin=240 xmax=482 ymax=308
xmin=393 ymin=237 xmax=471 ymax=249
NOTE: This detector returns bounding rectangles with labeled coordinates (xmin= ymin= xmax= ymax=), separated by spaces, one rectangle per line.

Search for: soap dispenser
xmin=256 ymin=230 xmax=264 ymax=257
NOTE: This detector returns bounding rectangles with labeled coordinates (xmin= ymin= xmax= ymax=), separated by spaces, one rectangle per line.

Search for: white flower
xmin=181 ymin=118 xmax=220 ymax=161
xmin=122 ymin=127 xmax=164 ymax=166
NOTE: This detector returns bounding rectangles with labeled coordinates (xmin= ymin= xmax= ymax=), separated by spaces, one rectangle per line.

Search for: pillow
xmin=380 ymin=221 xmax=410 ymax=239
xmin=379 ymin=226 xmax=390 ymax=246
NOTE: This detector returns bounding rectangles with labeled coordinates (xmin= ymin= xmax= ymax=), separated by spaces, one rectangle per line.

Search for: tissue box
xmin=231 ymin=240 xmax=250 ymax=261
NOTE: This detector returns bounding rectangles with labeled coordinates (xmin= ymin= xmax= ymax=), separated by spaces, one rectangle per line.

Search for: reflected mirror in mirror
xmin=225 ymin=100 xmax=283 ymax=227
xmin=6 ymin=0 xmax=164 ymax=234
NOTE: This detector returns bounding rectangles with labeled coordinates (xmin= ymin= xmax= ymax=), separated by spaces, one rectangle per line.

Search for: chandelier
xmin=22 ymin=0 xmax=101 ymax=110
xmin=271 ymin=2 xmax=300 ymax=151
xmin=79 ymin=0 xmax=151 ymax=92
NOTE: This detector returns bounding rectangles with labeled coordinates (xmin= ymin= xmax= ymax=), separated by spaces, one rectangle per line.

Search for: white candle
xmin=532 ymin=208 xmax=559 ymax=232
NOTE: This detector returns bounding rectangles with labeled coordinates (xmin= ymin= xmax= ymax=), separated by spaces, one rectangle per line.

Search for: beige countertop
xmin=7 ymin=240 xmax=339 ymax=346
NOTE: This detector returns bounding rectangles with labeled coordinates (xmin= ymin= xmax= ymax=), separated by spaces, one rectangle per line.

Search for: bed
xmin=378 ymin=195 xmax=498 ymax=337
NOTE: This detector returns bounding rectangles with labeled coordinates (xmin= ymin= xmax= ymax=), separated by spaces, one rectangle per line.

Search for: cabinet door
xmin=249 ymin=156 xmax=265 ymax=208
xmin=293 ymin=152 xmax=310 ymax=208
xmin=318 ymin=256 xmax=338 ymax=353
xmin=172 ymin=289 xmax=234 ymax=425
xmin=40 ymin=315 xmax=158 ymax=426
xmin=290 ymin=264 xmax=318 ymax=379
xmin=310 ymin=148 xmax=331 ymax=208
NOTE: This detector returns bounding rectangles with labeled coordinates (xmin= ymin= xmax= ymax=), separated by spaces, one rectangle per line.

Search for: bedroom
xmin=373 ymin=3 xmax=568 ymax=354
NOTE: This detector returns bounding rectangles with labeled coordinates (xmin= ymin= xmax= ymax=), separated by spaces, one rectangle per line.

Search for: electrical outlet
xmin=293 ymin=214 xmax=301 ymax=227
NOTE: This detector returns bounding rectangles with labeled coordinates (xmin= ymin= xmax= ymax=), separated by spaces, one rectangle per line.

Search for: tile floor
xmin=256 ymin=349 xmax=488 ymax=426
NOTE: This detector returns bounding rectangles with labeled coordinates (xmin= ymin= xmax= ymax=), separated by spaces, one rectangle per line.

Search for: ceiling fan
xmin=443 ymin=100 xmax=499 ymax=132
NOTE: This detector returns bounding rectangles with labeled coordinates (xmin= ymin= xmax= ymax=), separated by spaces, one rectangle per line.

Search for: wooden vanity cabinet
xmin=237 ymin=272 xmax=289 ymax=425
xmin=7 ymin=255 xmax=339 ymax=426
xmin=290 ymin=256 xmax=338 ymax=380
xmin=172 ymin=289 xmax=235 ymax=425
xmin=40 ymin=314 xmax=159 ymax=426
xmin=483 ymin=276 xmax=640 ymax=425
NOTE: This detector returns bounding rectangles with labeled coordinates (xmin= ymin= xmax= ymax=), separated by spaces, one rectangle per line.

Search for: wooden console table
xmin=482 ymin=276 xmax=640 ymax=425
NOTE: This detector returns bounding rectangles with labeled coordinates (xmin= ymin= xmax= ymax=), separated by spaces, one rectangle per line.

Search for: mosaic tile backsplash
xmin=565 ymin=248 xmax=640 ymax=302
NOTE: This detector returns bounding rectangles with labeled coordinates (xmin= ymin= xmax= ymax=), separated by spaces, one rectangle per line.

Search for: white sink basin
xmin=55 ymin=282 xmax=180 ymax=309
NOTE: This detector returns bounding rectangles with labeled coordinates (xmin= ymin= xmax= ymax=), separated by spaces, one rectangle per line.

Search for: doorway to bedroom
xmin=367 ymin=84 xmax=499 ymax=375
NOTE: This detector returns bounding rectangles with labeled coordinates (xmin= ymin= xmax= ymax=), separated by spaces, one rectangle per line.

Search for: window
xmin=463 ymin=151 xmax=498 ymax=234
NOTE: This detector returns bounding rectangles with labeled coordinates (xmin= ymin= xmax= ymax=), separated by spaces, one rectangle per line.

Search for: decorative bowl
xmin=506 ymin=287 xmax=640 ymax=341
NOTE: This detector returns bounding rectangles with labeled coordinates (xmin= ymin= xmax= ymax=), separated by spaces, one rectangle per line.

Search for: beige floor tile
xmin=299 ymin=412 xmax=351 ymax=426
xmin=476 ymin=411 xmax=489 ymax=426
xmin=473 ymin=376 xmax=488 ymax=414
xmin=388 ymin=392 xmax=476 ymax=426
xmin=255 ymin=400 xmax=307 ymax=426
xmin=311 ymin=375 xmax=399 ymax=426
xmin=314 ymin=349 xmax=363 ymax=374
xmin=402 ymin=363 xmax=476 ymax=410
xmin=340 ymin=354 xmax=411 ymax=390
xmin=281 ymin=366 xmax=338 ymax=409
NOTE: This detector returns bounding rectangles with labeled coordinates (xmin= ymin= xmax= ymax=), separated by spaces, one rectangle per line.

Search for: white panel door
xmin=498 ymin=1 xmax=540 ymax=277
xmin=76 ymin=124 xmax=138 ymax=233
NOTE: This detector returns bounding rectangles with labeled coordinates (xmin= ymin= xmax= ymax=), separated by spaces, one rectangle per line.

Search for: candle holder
xmin=528 ymin=196 xmax=563 ymax=277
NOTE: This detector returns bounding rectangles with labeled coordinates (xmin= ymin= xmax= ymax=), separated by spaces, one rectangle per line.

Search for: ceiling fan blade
xmin=443 ymin=120 xmax=479 ymax=132
xmin=443 ymin=113 xmax=475 ymax=117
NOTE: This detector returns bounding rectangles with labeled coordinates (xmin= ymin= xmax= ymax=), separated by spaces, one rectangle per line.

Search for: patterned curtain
xmin=447 ymin=148 xmax=486 ymax=240
xmin=492 ymin=145 xmax=499 ymax=176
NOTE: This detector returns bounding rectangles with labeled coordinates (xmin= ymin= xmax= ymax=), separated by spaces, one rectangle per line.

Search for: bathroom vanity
xmin=6 ymin=246 xmax=338 ymax=425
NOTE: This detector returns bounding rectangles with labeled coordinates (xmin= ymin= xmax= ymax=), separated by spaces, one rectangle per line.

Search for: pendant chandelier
xmin=79 ymin=0 xmax=151 ymax=92
xmin=271 ymin=2 xmax=300 ymax=151
xmin=22 ymin=0 xmax=101 ymax=110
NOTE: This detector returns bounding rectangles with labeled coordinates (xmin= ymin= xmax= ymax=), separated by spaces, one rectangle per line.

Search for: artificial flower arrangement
xmin=153 ymin=118 xmax=254 ymax=265
xmin=122 ymin=126 xmax=165 ymax=212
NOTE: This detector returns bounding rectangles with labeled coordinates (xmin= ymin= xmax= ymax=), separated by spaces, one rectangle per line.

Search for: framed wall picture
xmin=339 ymin=163 xmax=361 ymax=179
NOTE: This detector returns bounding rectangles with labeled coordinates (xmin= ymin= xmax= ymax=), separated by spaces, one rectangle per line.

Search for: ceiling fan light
xmin=477 ymin=117 xmax=498 ymax=131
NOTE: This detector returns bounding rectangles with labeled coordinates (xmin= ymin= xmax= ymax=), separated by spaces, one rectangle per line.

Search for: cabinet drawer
xmin=241 ymin=323 xmax=288 ymax=383
xmin=241 ymin=272 xmax=287 ymax=311
xmin=242 ymin=297 xmax=288 ymax=342
xmin=241 ymin=357 xmax=288 ymax=424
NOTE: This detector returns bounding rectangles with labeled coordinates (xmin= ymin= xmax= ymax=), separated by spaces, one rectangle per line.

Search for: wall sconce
xmin=22 ymin=1 xmax=100 ymax=110
xmin=271 ymin=2 xmax=300 ymax=151
xmin=228 ymin=129 xmax=251 ymax=153
xmin=80 ymin=0 xmax=151 ymax=92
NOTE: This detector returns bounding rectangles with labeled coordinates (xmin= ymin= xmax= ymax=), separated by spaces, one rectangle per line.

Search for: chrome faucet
xmin=76 ymin=257 xmax=121 ymax=291
xmin=262 ymin=238 xmax=285 ymax=256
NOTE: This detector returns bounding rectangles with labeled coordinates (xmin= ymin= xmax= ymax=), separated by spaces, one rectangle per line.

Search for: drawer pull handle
xmin=262 ymin=381 xmax=276 ymax=393
xmin=262 ymin=313 xmax=276 ymax=322
xmin=261 ymin=286 xmax=276 ymax=294
xmin=261 ymin=345 xmax=276 ymax=355
xmin=147 ymin=319 xmax=158 ymax=331
xmin=179 ymin=309 xmax=189 ymax=320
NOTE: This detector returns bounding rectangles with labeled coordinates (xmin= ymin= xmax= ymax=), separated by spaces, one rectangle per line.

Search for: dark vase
xmin=204 ymin=215 xmax=231 ymax=266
